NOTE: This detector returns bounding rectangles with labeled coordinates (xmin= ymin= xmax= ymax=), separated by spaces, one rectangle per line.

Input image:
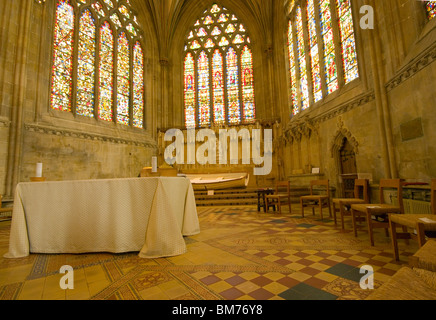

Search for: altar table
xmin=4 ymin=177 xmax=200 ymax=259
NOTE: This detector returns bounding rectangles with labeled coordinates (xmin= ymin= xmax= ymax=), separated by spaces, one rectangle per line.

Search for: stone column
xmin=5 ymin=0 xmax=32 ymax=197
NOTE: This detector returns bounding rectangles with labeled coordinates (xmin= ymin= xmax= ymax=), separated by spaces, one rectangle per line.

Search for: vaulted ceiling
xmin=130 ymin=0 xmax=286 ymax=59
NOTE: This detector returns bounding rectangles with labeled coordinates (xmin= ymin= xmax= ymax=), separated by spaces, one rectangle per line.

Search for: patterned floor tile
xmin=0 ymin=205 xmax=421 ymax=300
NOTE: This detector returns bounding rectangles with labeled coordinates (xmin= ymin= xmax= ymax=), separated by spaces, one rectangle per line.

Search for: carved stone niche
xmin=284 ymin=118 xmax=318 ymax=144
xmin=329 ymin=117 xmax=359 ymax=158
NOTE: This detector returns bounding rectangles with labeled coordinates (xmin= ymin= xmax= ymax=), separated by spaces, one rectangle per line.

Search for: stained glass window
xmin=51 ymin=0 xmax=74 ymax=112
xmin=296 ymin=7 xmax=309 ymax=111
xmin=320 ymin=0 xmax=338 ymax=94
xmin=287 ymin=0 xmax=358 ymax=117
xmin=198 ymin=51 xmax=211 ymax=127
xmin=77 ymin=9 xmax=95 ymax=118
xmin=287 ymin=20 xmax=299 ymax=115
xmin=337 ymin=0 xmax=359 ymax=83
xmin=212 ymin=50 xmax=225 ymax=124
xmin=241 ymin=46 xmax=255 ymax=122
xmin=117 ymin=32 xmax=130 ymax=125
xmin=184 ymin=3 xmax=255 ymax=127
xmin=133 ymin=42 xmax=144 ymax=128
xmin=99 ymin=21 xmax=114 ymax=122
xmin=184 ymin=53 xmax=196 ymax=128
xmin=50 ymin=0 xmax=145 ymax=129
xmin=307 ymin=0 xmax=322 ymax=103
xmin=227 ymin=47 xmax=241 ymax=125
xmin=427 ymin=1 xmax=436 ymax=20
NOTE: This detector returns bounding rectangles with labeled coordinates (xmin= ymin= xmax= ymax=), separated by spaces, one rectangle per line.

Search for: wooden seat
xmin=332 ymin=179 xmax=370 ymax=230
xmin=0 ymin=195 xmax=13 ymax=221
xmin=300 ymin=180 xmax=331 ymax=221
xmin=351 ymin=179 xmax=403 ymax=246
xmin=265 ymin=181 xmax=291 ymax=214
xmin=390 ymin=179 xmax=436 ymax=261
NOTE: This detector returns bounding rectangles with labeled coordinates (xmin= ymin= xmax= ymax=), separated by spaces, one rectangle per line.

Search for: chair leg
xmin=301 ymin=199 xmax=304 ymax=218
xmin=328 ymin=199 xmax=332 ymax=218
xmin=352 ymin=209 xmax=358 ymax=237
xmin=340 ymin=206 xmax=346 ymax=231
xmin=266 ymin=198 xmax=269 ymax=213
xmin=367 ymin=211 xmax=375 ymax=246
xmin=332 ymin=203 xmax=337 ymax=226
xmin=417 ymin=222 xmax=427 ymax=248
xmin=319 ymin=201 xmax=323 ymax=221
xmin=389 ymin=218 xmax=400 ymax=261
xmin=288 ymin=197 xmax=292 ymax=213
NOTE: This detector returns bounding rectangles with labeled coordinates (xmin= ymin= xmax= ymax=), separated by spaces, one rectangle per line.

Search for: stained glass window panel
xmin=98 ymin=21 xmax=114 ymax=122
xmin=117 ymin=32 xmax=130 ymax=125
xmin=307 ymin=0 xmax=322 ymax=103
xmin=336 ymin=0 xmax=359 ymax=83
xmin=226 ymin=47 xmax=241 ymax=125
xmin=320 ymin=0 xmax=338 ymax=94
xmin=133 ymin=42 xmax=144 ymax=128
xmin=212 ymin=50 xmax=226 ymax=124
xmin=184 ymin=53 xmax=196 ymax=128
xmin=51 ymin=0 xmax=74 ymax=112
xmin=76 ymin=9 xmax=95 ymax=118
xmin=198 ymin=51 xmax=211 ymax=127
xmin=241 ymin=46 xmax=255 ymax=122
xmin=427 ymin=1 xmax=436 ymax=20
xmin=183 ymin=3 xmax=254 ymax=127
xmin=287 ymin=20 xmax=299 ymax=115
xmin=296 ymin=7 xmax=309 ymax=111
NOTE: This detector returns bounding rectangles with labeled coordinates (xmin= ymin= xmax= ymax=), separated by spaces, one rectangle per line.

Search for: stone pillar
xmin=5 ymin=0 xmax=32 ymax=197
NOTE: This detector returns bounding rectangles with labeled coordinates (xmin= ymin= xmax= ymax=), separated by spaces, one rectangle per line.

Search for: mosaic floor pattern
xmin=0 ymin=205 xmax=419 ymax=300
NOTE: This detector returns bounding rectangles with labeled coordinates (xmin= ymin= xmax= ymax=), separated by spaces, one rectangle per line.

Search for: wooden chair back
xmin=310 ymin=180 xmax=329 ymax=196
xmin=379 ymin=179 xmax=403 ymax=213
xmin=276 ymin=181 xmax=290 ymax=195
xmin=0 ymin=194 xmax=2 ymax=208
xmin=431 ymin=179 xmax=436 ymax=215
xmin=354 ymin=179 xmax=370 ymax=203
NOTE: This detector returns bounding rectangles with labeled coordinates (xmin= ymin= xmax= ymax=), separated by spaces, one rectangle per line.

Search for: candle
xmin=36 ymin=163 xmax=43 ymax=178
xmin=152 ymin=157 xmax=158 ymax=173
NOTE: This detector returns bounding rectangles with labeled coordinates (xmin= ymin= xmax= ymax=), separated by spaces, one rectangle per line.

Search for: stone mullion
xmin=128 ymin=40 xmax=134 ymax=127
xmin=314 ymin=0 xmax=328 ymax=100
xmin=70 ymin=7 xmax=80 ymax=117
xmin=330 ymin=0 xmax=345 ymax=88
xmin=302 ymin=0 xmax=314 ymax=108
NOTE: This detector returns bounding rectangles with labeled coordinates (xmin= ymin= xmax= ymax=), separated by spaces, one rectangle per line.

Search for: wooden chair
xmin=332 ymin=179 xmax=370 ymax=230
xmin=300 ymin=180 xmax=332 ymax=221
xmin=265 ymin=181 xmax=292 ymax=215
xmin=351 ymin=179 xmax=403 ymax=246
xmin=390 ymin=179 xmax=436 ymax=261
xmin=0 ymin=195 xmax=13 ymax=221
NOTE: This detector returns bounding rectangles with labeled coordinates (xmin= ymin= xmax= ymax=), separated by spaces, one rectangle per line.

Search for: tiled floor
xmin=0 ymin=205 xmax=419 ymax=300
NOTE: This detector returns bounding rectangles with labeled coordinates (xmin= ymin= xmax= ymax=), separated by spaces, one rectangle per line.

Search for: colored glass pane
xmin=212 ymin=50 xmax=225 ymax=124
xmin=307 ymin=0 xmax=322 ymax=103
xmin=427 ymin=1 xmax=436 ymax=20
xmin=184 ymin=53 xmax=196 ymax=128
xmin=241 ymin=46 xmax=255 ymax=122
xmin=98 ymin=21 xmax=114 ymax=121
xmin=287 ymin=20 xmax=298 ymax=115
xmin=296 ymin=7 xmax=309 ymax=111
xmin=183 ymin=3 xmax=254 ymax=127
xmin=198 ymin=51 xmax=211 ymax=127
xmin=117 ymin=32 xmax=130 ymax=125
xmin=51 ymin=0 xmax=74 ymax=112
xmin=92 ymin=1 xmax=105 ymax=17
xmin=110 ymin=13 xmax=123 ymax=29
xmin=133 ymin=42 xmax=144 ymax=128
xmin=226 ymin=47 xmax=241 ymax=125
xmin=320 ymin=0 xmax=338 ymax=94
xmin=126 ymin=23 xmax=137 ymax=36
xmin=118 ymin=5 xmax=130 ymax=19
xmin=336 ymin=0 xmax=359 ymax=83
xmin=76 ymin=9 xmax=95 ymax=118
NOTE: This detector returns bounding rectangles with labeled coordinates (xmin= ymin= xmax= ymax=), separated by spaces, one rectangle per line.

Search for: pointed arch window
xmin=50 ymin=0 xmax=146 ymax=129
xmin=183 ymin=3 xmax=256 ymax=128
xmin=426 ymin=1 xmax=436 ymax=20
xmin=287 ymin=0 xmax=359 ymax=116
